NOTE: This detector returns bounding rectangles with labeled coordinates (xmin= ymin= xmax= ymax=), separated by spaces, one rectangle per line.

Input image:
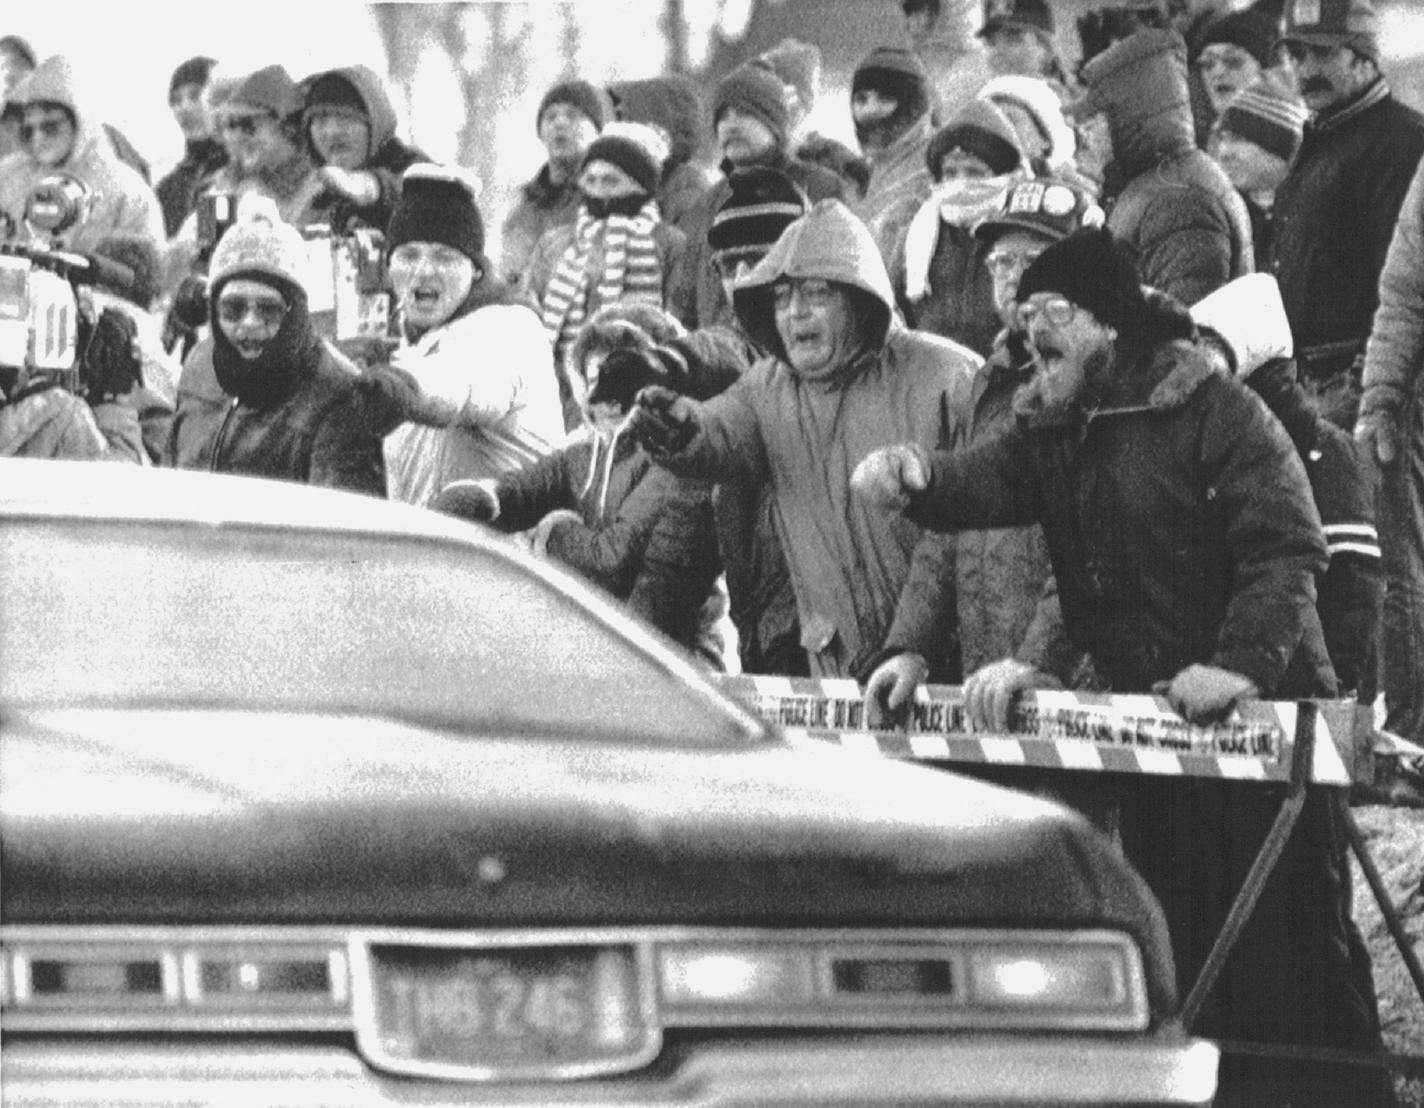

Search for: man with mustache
xmin=1269 ymin=0 xmax=1424 ymax=429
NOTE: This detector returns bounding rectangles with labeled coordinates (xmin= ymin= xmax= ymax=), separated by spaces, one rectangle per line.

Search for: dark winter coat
xmin=164 ymin=336 xmax=385 ymax=495
xmin=904 ymin=338 xmax=1334 ymax=698
xmin=1270 ymin=78 xmax=1424 ymax=355
xmin=895 ymin=220 xmax=1000 ymax=358
xmin=155 ymin=137 xmax=227 ymax=239
xmin=490 ymin=431 xmax=720 ymax=653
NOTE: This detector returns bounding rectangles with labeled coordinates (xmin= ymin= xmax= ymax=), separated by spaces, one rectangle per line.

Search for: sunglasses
xmin=221 ymin=113 xmax=275 ymax=137
xmin=772 ymin=279 xmax=837 ymax=312
xmin=19 ymin=118 xmax=68 ymax=143
xmin=1012 ymin=295 xmax=1078 ymax=332
xmin=216 ymin=296 xmax=289 ymax=328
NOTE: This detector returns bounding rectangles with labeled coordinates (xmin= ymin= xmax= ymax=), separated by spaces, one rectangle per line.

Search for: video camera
xmin=1 ymin=175 xmax=142 ymax=402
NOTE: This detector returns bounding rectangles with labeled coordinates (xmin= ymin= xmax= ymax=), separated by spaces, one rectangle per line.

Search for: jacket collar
xmin=1012 ymin=338 xmax=1215 ymax=429
xmin=1311 ymin=76 xmax=1390 ymax=135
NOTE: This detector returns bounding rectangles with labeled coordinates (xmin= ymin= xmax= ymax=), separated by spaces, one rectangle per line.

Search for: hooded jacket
xmin=855 ymin=113 xmax=936 ymax=270
xmin=302 ymin=66 xmax=424 ymax=234
xmin=0 ymin=56 xmax=164 ymax=255
xmin=0 ymin=385 xmax=117 ymax=460
xmin=650 ymin=199 xmax=979 ymax=678
xmin=607 ymin=75 xmax=719 ymax=232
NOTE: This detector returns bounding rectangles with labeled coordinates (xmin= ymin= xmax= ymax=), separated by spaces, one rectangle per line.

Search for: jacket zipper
xmin=210 ymin=397 xmax=240 ymax=472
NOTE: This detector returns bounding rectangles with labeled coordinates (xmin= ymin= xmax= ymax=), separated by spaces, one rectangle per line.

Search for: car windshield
xmin=0 ymin=518 xmax=761 ymax=747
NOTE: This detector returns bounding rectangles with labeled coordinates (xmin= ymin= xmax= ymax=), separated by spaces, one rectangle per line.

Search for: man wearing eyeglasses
xmin=626 ymin=198 xmax=976 ymax=680
xmin=164 ymin=202 xmax=383 ymax=495
xmin=852 ymin=225 xmax=1390 ymax=1107
xmin=1268 ymin=0 xmax=1424 ymax=431
xmin=0 ymin=53 xmax=162 ymax=256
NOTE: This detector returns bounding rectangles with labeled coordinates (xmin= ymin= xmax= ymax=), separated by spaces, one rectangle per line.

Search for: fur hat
xmin=852 ymin=46 xmax=932 ymax=127
xmin=1196 ymin=9 xmax=1278 ymax=69
xmin=580 ymin=121 xmax=668 ymax=197
xmin=387 ymin=163 xmax=486 ymax=266
xmin=1015 ymin=227 xmax=1148 ymax=335
xmin=925 ymin=98 xmax=1023 ymax=180
xmin=567 ymin=302 xmax=685 ymax=405
xmin=537 ymin=79 xmax=610 ymax=132
xmin=227 ymin=64 xmax=303 ymax=121
xmin=708 ymin=166 xmax=808 ymax=255
xmin=973 ymin=177 xmax=1104 ymax=246
xmin=169 ymin=56 xmax=217 ymax=99
xmin=713 ymin=64 xmax=791 ymax=150
xmin=1280 ymin=0 xmax=1380 ymax=64
xmin=1214 ymin=73 xmax=1309 ymax=162
xmin=757 ymin=37 xmax=822 ymax=114
xmin=208 ymin=197 xmax=308 ymax=297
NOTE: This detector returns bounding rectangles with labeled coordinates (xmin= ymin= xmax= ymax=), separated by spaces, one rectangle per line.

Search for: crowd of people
xmin=3 ymin=0 xmax=1424 ymax=1102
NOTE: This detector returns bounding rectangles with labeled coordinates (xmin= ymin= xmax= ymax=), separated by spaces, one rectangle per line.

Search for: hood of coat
xmin=10 ymin=55 xmax=100 ymax=169
xmin=732 ymin=198 xmax=894 ymax=374
xmin=608 ymin=75 xmax=704 ymax=172
xmin=303 ymin=65 xmax=398 ymax=165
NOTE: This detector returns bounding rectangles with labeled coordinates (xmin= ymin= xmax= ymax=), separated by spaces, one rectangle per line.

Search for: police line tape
xmin=717 ymin=675 xmax=1356 ymax=786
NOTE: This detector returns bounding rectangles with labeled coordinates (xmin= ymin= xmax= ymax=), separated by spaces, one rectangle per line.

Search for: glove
xmin=626 ymin=385 xmax=698 ymax=457
xmin=79 ymin=307 xmax=143 ymax=401
xmin=530 ymin=508 xmax=584 ymax=558
xmin=1356 ymin=385 xmax=1405 ymax=466
xmin=850 ymin=443 xmax=930 ymax=513
xmin=355 ymin=365 xmax=423 ymax=436
xmin=864 ymin=652 xmax=929 ymax=728
xmin=964 ymin=658 xmax=1057 ymax=734
xmin=1153 ymin=664 xmax=1259 ymax=725
xmin=431 ymin=479 xmax=500 ymax=524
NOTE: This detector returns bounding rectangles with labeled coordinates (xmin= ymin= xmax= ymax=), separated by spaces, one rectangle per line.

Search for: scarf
xmin=211 ymin=277 xmax=322 ymax=408
xmin=540 ymin=196 xmax=664 ymax=370
xmin=902 ymin=174 xmax=1017 ymax=303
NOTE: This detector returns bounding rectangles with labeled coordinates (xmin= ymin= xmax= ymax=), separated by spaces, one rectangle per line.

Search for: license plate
xmin=356 ymin=941 xmax=659 ymax=1081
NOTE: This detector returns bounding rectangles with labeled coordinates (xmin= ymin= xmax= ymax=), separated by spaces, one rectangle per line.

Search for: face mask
xmin=582 ymin=191 xmax=648 ymax=220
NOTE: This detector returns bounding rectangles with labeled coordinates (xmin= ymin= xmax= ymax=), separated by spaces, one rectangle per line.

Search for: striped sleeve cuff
xmin=1323 ymin=522 xmax=1381 ymax=560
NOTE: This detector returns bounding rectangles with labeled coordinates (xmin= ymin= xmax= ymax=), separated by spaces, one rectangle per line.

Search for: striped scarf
xmin=540 ymin=199 xmax=665 ymax=368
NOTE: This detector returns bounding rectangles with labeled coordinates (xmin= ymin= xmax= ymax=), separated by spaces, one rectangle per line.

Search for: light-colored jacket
xmin=0 ymin=56 xmax=163 ymax=255
xmin=854 ymin=114 xmax=934 ymax=270
xmin=1363 ymin=154 xmax=1424 ymax=401
xmin=652 ymin=199 xmax=979 ymax=677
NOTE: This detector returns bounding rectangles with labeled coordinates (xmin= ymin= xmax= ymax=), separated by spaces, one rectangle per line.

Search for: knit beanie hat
xmin=973 ymin=177 xmax=1104 ymax=246
xmin=978 ymin=0 xmax=1055 ymax=39
xmin=1214 ymin=73 xmax=1309 ymax=162
xmin=387 ymin=163 xmax=486 ymax=266
xmin=537 ymin=79 xmax=610 ymax=132
xmin=1280 ymin=0 xmax=1380 ymax=64
xmin=713 ymin=64 xmax=791 ymax=150
xmin=852 ymin=46 xmax=932 ymax=127
xmin=0 ymin=35 xmax=37 ymax=73
xmin=580 ymin=121 xmax=668 ymax=197
xmin=304 ymin=70 xmax=368 ymax=117
xmin=228 ymin=64 xmax=303 ymax=121
xmin=208 ymin=197 xmax=308 ymax=295
xmin=1015 ymin=227 xmax=1148 ymax=335
xmin=924 ymin=98 xmax=1023 ymax=180
xmin=708 ymin=166 xmax=809 ymax=254
xmin=169 ymin=56 xmax=217 ymax=98
xmin=757 ymin=37 xmax=822 ymax=114
xmin=1196 ymin=9 xmax=1278 ymax=68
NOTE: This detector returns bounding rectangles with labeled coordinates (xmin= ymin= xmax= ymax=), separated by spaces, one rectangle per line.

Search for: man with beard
xmin=667 ymin=62 xmax=842 ymax=331
xmin=163 ymin=201 xmax=384 ymax=494
xmin=850 ymin=46 xmax=937 ymax=269
xmin=1270 ymin=0 xmax=1424 ymax=429
xmin=851 ymin=226 xmax=1390 ymax=1108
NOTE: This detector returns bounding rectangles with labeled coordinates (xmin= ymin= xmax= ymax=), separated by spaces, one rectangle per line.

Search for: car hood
xmin=0 ymin=709 xmax=1175 ymax=1013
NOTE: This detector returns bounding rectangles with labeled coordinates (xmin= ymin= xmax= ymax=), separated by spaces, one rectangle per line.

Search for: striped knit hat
xmin=708 ymin=166 xmax=808 ymax=255
xmin=1214 ymin=74 xmax=1308 ymax=162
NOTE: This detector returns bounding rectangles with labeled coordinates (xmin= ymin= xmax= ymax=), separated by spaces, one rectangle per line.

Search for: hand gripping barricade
xmin=718 ymin=675 xmax=1424 ymax=1080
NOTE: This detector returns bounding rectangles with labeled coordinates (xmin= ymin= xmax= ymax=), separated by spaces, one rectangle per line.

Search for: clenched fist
xmin=850 ymin=443 xmax=931 ymax=512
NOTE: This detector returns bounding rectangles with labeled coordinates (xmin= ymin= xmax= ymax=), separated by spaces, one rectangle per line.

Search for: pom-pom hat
xmin=387 ymin=163 xmax=487 ymax=267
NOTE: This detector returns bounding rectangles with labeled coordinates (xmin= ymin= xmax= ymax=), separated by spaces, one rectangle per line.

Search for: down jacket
xmin=650 ymin=199 xmax=979 ymax=678
xmin=903 ymin=337 xmax=1333 ymax=698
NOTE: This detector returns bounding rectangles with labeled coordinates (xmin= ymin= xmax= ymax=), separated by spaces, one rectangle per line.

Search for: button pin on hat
xmin=1291 ymin=0 xmax=1322 ymax=24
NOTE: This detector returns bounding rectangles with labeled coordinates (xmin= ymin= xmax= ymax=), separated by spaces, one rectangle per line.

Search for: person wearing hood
xmin=0 ymin=54 xmax=163 ymax=255
xmin=975 ymin=73 xmax=1079 ymax=178
xmin=850 ymin=46 xmax=939 ymax=270
xmin=527 ymin=121 xmax=687 ymax=429
xmin=155 ymin=56 xmax=227 ymax=239
xmin=850 ymin=227 xmax=1389 ymax=1108
xmin=374 ymin=164 xmax=563 ymax=506
xmin=894 ymin=97 xmax=1027 ymax=354
xmin=163 ymin=200 xmax=384 ymax=494
xmin=625 ymin=198 xmax=977 ymax=679
xmin=606 ymin=73 xmax=718 ymax=234
xmin=498 ymin=79 xmax=610 ymax=286
xmin=668 ymin=62 xmax=844 ymax=332
xmin=1068 ymin=27 xmax=1252 ymax=307
xmin=300 ymin=65 xmax=425 ymax=235
xmin=432 ymin=303 xmax=722 ymax=665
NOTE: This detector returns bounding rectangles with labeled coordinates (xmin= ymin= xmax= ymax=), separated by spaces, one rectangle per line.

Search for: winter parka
xmin=498 ymin=165 xmax=582 ymax=286
xmin=650 ymin=199 xmax=979 ymax=678
xmin=156 ymin=137 xmax=227 ymax=239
